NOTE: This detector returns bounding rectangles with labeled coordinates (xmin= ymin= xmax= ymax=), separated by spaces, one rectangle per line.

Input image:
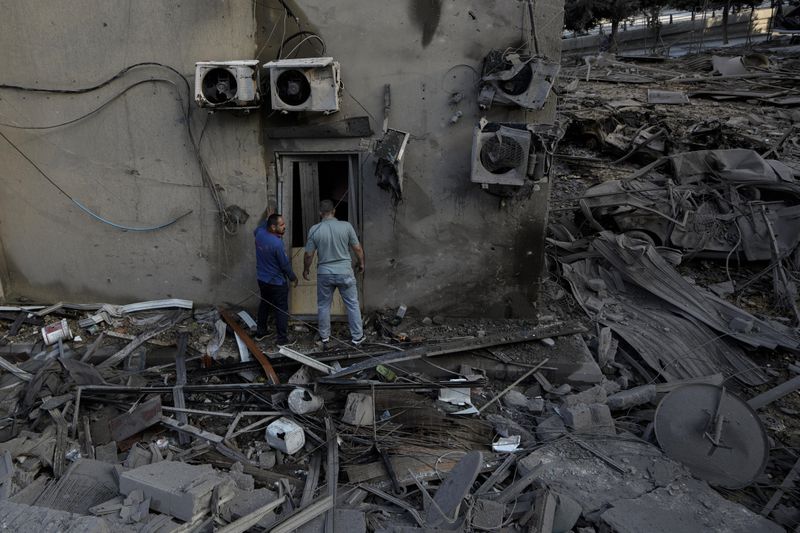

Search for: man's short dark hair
xmin=266 ymin=213 xmax=282 ymax=228
xmin=319 ymin=199 xmax=335 ymax=213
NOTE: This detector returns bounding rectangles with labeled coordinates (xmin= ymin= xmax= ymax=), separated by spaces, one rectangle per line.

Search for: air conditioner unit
xmin=195 ymin=60 xmax=261 ymax=110
xmin=264 ymin=57 xmax=341 ymax=113
xmin=471 ymin=123 xmax=532 ymax=186
xmin=478 ymin=50 xmax=560 ymax=110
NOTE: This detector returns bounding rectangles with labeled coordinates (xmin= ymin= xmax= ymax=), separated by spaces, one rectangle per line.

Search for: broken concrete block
xmin=607 ymin=385 xmax=657 ymax=410
xmin=528 ymin=397 xmax=545 ymax=414
xmin=502 ymin=390 xmax=531 ymax=411
xmin=341 ymin=393 xmax=374 ymax=426
xmin=265 ymin=417 xmax=306 ymax=455
xmin=120 ymin=489 xmax=150 ymax=524
xmin=518 ymin=450 xmax=545 ymax=476
xmin=472 ymin=498 xmax=505 ymax=529
xmin=601 ymin=379 xmax=621 ymax=395
xmin=94 ymin=441 xmax=118 ymax=464
xmin=729 ymin=316 xmax=754 ymax=334
xmin=597 ymin=326 xmax=618 ymax=367
xmin=288 ymin=388 xmax=324 ymax=415
xmin=585 ymin=296 xmax=605 ymax=313
xmin=548 ymin=334 xmax=604 ymax=384
xmin=552 ymin=383 xmax=572 ymax=395
xmin=124 ymin=446 xmax=151 ymax=469
xmin=228 ymin=462 xmax=255 ymax=491
xmin=258 ymin=451 xmax=276 ymax=469
xmin=552 ymin=491 xmax=582 ymax=532
xmin=536 ymin=415 xmax=566 ymax=442
xmin=487 ymin=414 xmax=536 ymax=446
xmin=219 ymin=487 xmax=280 ymax=529
xmin=119 ymin=461 xmax=227 ymax=522
xmin=524 ymin=384 xmax=543 ymax=398
xmin=562 ymin=385 xmax=608 ymax=407
xmin=288 ymin=366 xmax=313 ymax=385
xmin=586 ymin=278 xmax=607 ymax=292
xmin=561 ymin=403 xmax=615 ymax=435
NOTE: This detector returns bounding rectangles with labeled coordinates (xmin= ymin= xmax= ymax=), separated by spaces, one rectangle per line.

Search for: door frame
xmin=275 ymin=151 xmax=364 ymax=319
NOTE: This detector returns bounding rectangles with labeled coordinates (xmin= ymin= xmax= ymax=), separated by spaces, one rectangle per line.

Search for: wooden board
xmin=290 ymin=247 xmax=347 ymax=316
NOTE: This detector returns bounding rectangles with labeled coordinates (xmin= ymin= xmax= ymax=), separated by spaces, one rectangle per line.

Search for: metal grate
xmin=480 ymin=134 xmax=524 ymax=174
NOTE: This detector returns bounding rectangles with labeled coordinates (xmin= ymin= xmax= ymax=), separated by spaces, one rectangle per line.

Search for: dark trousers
xmin=257 ymin=281 xmax=289 ymax=341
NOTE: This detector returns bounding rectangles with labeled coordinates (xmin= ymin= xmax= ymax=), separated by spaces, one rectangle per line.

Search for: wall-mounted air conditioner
xmin=195 ymin=60 xmax=261 ymax=110
xmin=471 ymin=123 xmax=532 ymax=186
xmin=478 ymin=51 xmax=560 ymax=111
xmin=264 ymin=57 xmax=341 ymax=113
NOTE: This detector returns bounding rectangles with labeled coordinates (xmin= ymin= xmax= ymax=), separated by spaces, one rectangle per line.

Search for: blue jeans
xmin=317 ymin=273 xmax=363 ymax=340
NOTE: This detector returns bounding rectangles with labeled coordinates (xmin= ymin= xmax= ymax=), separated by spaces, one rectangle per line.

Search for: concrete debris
xmin=560 ymin=403 xmax=616 ymax=435
xmin=607 ymin=384 xmax=657 ymax=410
xmin=341 ymin=393 xmax=375 ymax=426
xmin=119 ymin=461 xmax=227 ymax=522
xmin=0 ymin=297 xmax=789 ymax=531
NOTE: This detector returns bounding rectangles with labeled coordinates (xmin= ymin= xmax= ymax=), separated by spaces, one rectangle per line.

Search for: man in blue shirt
xmin=303 ymin=199 xmax=365 ymax=348
xmin=254 ymin=213 xmax=298 ymax=345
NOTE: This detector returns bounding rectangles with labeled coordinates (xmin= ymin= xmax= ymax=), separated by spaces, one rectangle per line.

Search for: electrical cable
xmin=255 ymin=7 xmax=286 ymax=59
xmin=0 ymin=62 xmax=188 ymax=95
xmin=526 ymin=0 xmax=540 ymax=55
xmin=0 ymin=78 xmax=179 ymax=130
xmin=1 ymin=60 xmax=241 ymax=236
xmin=277 ymin=6 xmax=289 ymax=59
xmin=280 ymin=31 xmax=326 ymax=58
xmin=0 ymin=129 xmax=192 ymax=232
xmin=342 ymin=83 xmax=376 ymax=122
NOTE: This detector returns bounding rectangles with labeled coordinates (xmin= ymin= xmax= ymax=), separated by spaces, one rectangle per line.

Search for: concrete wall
xmin=262 ymin=0 xmax=564 ymax=317
xmin=0 ymin=0 xmax=563 ymax=317
xmin=0 ymin=1 xmax=266 ymax=305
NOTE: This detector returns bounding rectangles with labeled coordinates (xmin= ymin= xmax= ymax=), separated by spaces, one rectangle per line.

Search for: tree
xmin=595 ymin=0 xmax=641 ymax=51
xmin=564 ymin=0 xmax=605 ymax=34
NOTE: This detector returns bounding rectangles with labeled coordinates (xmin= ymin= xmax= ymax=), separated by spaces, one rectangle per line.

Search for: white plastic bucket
xmin=41 ymin=319 xmax=73 ymax=345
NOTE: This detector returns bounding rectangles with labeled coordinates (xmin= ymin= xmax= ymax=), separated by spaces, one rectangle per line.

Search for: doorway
xmin=277 ymin=153 xmax=362 ymax=318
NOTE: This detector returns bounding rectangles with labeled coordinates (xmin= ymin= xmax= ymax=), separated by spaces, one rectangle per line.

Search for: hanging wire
xmin=0 ymin=129 xmax=192 ymax=231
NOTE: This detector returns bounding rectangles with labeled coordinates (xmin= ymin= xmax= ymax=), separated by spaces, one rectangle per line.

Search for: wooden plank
xmin=219 ymin=308 xmax=280 ymax=384
xmin=160 ymin=416 xmax=224 ymax=443
xmin=279 ymin=346 xmax=335 ymax=374
xmin=108 ymin=396 xmax=163 ymax=442
xmin=290 ymin=247 xmax=347 ymax=317
xmin=322 ymin=322 xmax=587 ymax=379
xmin=749 ymin=374 xmax=800 ymax=410
xmin=298 ymin=161 xmax=320 ymax=239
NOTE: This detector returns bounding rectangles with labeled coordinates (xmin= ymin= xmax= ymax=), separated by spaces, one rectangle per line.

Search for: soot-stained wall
xmin=0 ymin=0 xmax=564 ymax=317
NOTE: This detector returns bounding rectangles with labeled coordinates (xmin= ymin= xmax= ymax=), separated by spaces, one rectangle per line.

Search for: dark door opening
xmin=290 ymin=160 xmax=350 ymax=247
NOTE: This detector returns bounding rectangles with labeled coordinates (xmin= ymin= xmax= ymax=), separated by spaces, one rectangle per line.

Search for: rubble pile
xmin=0 ymin=289 xmax=794 ymax=532
xmin=544 ymin=41 xmax=800 ymax=531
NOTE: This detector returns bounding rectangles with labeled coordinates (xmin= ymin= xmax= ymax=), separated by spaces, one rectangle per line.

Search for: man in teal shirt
xmin=303 ymin=199 xmax=365 ymax=348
